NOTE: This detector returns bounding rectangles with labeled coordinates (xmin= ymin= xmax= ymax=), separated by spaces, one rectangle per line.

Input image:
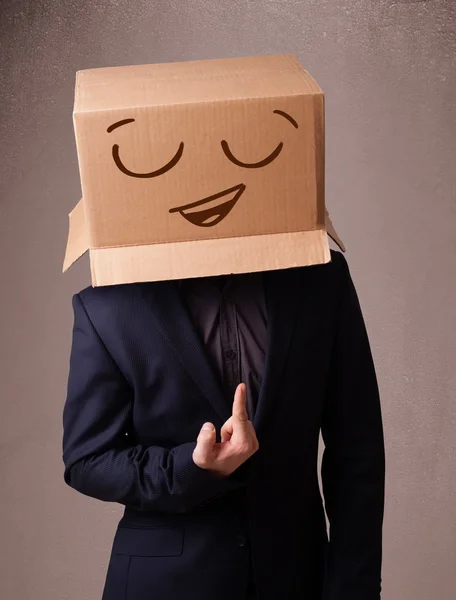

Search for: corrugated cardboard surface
xmin=74 ymin=93 xmax=323 ymax=249
xmin=74 ymin=54 xmax=322 ymax=112
xmin=89 ymin=229 xmax=330 ymax=286
xmin=62 ymin=198 xmax=88 ymax=272
xmin=66 ymin=54 xmax=342 ymax=285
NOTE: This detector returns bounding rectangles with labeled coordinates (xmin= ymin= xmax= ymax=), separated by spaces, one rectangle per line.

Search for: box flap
xmin=62 ymin=198 xmax=89 ymax=272
xmin=325 ymin=208 xmax=345 ymax=252
xmin=89 ymin=229 xmax=331 ymax=286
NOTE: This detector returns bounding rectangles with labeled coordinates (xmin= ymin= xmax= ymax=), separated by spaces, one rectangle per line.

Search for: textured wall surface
xmin=1 ymin=1 xmax=455 ymax=599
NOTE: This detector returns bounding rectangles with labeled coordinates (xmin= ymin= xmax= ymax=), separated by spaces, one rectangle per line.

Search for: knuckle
xmin=239 ymin=442 xmax=251 ymax=455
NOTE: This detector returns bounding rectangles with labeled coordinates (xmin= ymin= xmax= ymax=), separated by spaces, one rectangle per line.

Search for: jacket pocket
xmin=112 ymin=525 xmax=184 ymax=557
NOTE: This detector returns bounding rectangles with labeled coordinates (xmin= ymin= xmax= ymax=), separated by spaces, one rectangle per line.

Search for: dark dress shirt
xmin=179 ymin=272 xmax=268 ymax=421
xmin=179 ymin=271 xmax=267 ymax=599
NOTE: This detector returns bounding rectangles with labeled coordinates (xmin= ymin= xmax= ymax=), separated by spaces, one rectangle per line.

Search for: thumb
xmin=194 ymin=422 xmax=216 ymax=466
xmin=220 ymin=416 xmax=234 ymax=443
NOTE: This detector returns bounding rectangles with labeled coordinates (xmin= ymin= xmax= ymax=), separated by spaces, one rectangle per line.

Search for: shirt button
xmin=225 ymin=349 xmax=237 ymax=360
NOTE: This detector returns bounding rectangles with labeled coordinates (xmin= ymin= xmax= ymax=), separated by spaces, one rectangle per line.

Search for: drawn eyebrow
xmin=273 ymin=110 xmax=299 ymax=129
xmin=107 ymin=118 xmax=136 ymax=133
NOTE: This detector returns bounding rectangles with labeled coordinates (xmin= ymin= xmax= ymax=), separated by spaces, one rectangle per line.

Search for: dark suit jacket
xmin=62 ymin=251 xmax=385 ymax=600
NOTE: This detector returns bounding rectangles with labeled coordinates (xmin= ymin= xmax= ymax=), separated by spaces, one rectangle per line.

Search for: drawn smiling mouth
xmin=169 ymin=183 xmax=246 ymax=227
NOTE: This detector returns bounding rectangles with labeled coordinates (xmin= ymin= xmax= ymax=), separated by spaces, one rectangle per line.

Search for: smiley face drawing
xmin=106 ymin=109 xmax=299 ymax=228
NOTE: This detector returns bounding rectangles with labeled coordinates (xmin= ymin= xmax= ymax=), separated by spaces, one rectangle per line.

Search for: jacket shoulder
xmin=328 ymin=249 xmax=349 ymax=275
xmin=298 ymin=250 xmax=348 ymax=282
xmin=73 ymin=283 xmax=141 ymax=319
xmin=76 ymin=282 xmax=137 ymax=302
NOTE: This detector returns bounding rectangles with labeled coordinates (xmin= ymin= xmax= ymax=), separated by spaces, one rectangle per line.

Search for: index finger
xmin=232 ymin=383 xmax=248 ymax=422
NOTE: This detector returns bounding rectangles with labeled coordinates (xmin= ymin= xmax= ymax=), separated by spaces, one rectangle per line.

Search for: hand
xmin=193 ymin=383 xmax=259 ymax=477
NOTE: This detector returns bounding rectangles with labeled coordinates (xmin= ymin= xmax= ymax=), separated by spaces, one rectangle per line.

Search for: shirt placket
xmin=219 ymin=290 xmax=241 ymax=407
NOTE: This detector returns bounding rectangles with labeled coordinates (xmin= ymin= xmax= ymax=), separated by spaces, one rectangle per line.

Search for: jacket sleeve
xmin=62 ymin=293 xmax=245 ymax=514
xmin=321 ymin=254 xmax=386 ymax=600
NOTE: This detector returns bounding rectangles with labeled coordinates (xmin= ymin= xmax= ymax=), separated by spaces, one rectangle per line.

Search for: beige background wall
xmin=1 ymin=1 xmax=455 ymax=598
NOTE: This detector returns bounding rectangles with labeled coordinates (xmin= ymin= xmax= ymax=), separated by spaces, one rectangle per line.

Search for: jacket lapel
xmin=253 ymin=268 xmax=301 ymax=433
xmin=135 ymin=280 xmax=230 ymax=423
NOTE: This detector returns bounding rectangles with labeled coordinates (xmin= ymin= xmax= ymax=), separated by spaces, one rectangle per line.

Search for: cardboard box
xmin=63 ymin=54 xmax=345 ymax=286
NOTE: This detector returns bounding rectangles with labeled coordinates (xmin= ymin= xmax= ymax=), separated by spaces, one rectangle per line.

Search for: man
xmin=62 ymin=250 xmax=385 ymax=599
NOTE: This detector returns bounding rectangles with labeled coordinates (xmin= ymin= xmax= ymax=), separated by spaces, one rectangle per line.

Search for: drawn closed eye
xmin=112 ymin=142 xmax=184 ymax=178
xmin=220 ymin=109 xmax=298 ymax=169
xmin=221 ymin=140 xmax=283 ymax=169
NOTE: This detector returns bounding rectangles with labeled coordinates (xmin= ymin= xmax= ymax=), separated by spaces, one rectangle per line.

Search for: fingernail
xmin=202 ymin=423 xmax=213 ymax=431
